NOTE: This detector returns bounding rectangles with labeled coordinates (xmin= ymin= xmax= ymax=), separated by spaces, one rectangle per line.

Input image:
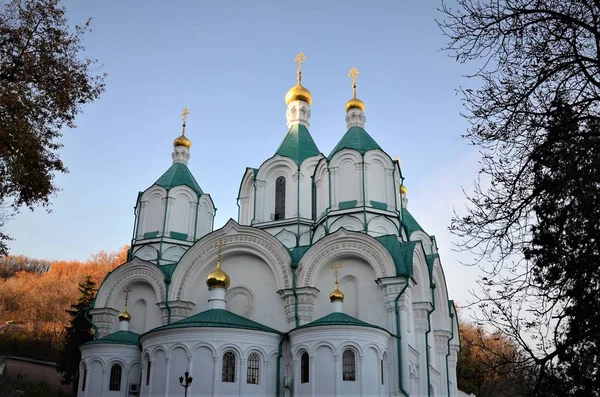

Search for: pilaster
xmin=278 ymin=286 xmax=319 ymax=326
xmin=157 ymin=300 xmax=195 ymax=324
xmin=88 ymin=307 xmax=119 ymax=338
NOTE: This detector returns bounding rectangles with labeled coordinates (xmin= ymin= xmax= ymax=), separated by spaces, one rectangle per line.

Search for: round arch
xmin=95 ymin=258 xmax=165 ymax=308
xmin=297 ymin=228 xmax=396 ymax=287
xmin=171 ymin=219 xmax=292 ymax=299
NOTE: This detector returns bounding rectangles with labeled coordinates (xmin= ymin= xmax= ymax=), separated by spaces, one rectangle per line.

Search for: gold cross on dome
xmin=330 ymin=261 xmax=342 ymax=282
xmin=294 ymin=52 xmax=306 ymax=84
xmin=181 ymin=107 xmax=190 ymax=134
xmin=123 ymin=286 xmax=132 ymax=307
xmin=349 ymin=67 xmax=359 ymax=98
xmin=215 ymin=241 xmax=226 ymax=260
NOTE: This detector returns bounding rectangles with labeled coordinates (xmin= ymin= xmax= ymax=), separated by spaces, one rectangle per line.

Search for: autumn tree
xmin=56 ymin=275 xmax=96 ymax=394
xmin=438 ymin=1 xmax=600 ymax=394
xmin=0 ymin=0 xmax=106 ymax=256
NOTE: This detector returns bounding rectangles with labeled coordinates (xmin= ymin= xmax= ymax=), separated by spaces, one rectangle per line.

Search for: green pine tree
xmin=56 ymin=275 xmax=96 ymax=394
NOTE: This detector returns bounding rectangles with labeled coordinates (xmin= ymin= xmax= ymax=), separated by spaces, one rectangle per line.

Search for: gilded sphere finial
xmin=400 ymin=185 xmax=408 ymax=195
xmin=206 ymin=241 xmax=231 ymax=289
xmin=345 ymin=67 xmax=365 ymax=112
xmin=174 ymin=107 xmax=192 ymax=148
xmin=329 ymin=261 xmax=345 ymax=302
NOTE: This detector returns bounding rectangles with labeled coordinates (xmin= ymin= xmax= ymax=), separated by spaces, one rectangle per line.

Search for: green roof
xmin=86 ymin=330 xmax=140 ymax=346
xmin=328 ymin=126 xmax=381 ymax=159
xmin=375 ymin=236 xmax=419 ymax=277
xmin=401 ymin=208 xmax=423 ymax=235
xmin=146 ymin=309 xmax=282 ymax=335
xmin=275 ymin=124 xmax=320 ymax=166
xmin=294 ymin=312 xmax=392 ymax=335
xmin=154 ymin=163 xmax=203 ymax=195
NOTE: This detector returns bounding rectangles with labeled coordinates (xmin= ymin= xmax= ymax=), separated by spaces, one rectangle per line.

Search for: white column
xmin=212 ymin=356 xmax=219 ymax=397
xmin=186 ymin=356 xmax=194 ymax=396
xmin=413 ymin=306 xmax=429 ymax=396
xmin=293 ymin=359 xmax=299 ymax=396
xmin=255 ymin=180 xmax=266 ymax=222
xmin=359 ymin=355 xmax=365 ymax=396
xmin=147 ymin=360 xmax=154 ymax=397
xmin=123 ymin=368 xmax=130 ymax=397
xmin=355 ymin=162 xmax=363 ymax=205
xmin=310 ymin=356 xmax=316 ymax=397
xmin=262 ymin=360 xmax=269 ymax=396
xmin=164 ymin=357 xmax=171 ymax=397
xmin=208 ymin=288 xmax=227 ymax=309
xmin=330 ymin=167 xmax=339 ymax=210
xmin=137 ymin=201 xmax=147 ymax=239
xmin=238 ymin=357 xmax=245 ymax=395
xmin=100 ymin=368 xmax=107 ymax=396
xmin=334 ymin=354 xmax=341 ymax=397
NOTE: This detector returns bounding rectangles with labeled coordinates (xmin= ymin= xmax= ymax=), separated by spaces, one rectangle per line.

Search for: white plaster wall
xmin=299 ymin=156 xmax=322 ymax=219
xmin=315 ymin=345 xmax=335 ymax=396
xmin=182 ymin=253 xmax=287 ymax=332
xmin=114 ymin=281 xmax=162 ymax=335
xmin=311 ymin=257 xmax=387 ymax=329
xmin=141 ymin=188 xmax=166 ymax=236
xmin=238 ymin=170 xmax=255 ymax=225
xmin=150 ymin=349 xmax=166 ymax=397
xmin=166 ymin=187 xmax=195 ymax=237
xmin=141 ymin=328 xmax=280 ymax=397
xmin=313 ymin=161 xmax=329 ymax=218
xmin=196 ymin=195 xmax=215 ymax=239
xmin=79 ymin=344 xmax=141 ymax=397
xmin=337 ymin=156 xmax=360 ymax=205
xmin=87 ymin=360 xmax=103 ymax=396
xmin=255 ymin=157 xmax=296 ymax=222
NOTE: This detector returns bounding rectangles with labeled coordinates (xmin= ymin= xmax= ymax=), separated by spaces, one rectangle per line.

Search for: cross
xmin=330 ymin=261 xmax=342 ymax=283
xmin=123 ymin=286 xmax=132 ymax=308
xmin=181 ymin=107 xmax=190 ymax=134
xmin=294 ymin=52 xmax=306 ymax=84
xmin=215 ymin=241 xmax=226 ymax=260
xmin=348 ymin=67 xmax=359 ymax=98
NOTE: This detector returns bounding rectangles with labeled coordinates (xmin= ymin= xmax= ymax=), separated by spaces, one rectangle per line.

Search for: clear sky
xmin=5 ymin=0 xmax=482 ymax=305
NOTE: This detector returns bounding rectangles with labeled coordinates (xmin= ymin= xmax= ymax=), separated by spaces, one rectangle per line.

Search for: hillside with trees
xmin=0 ymin=246 xmax=127 ymax=360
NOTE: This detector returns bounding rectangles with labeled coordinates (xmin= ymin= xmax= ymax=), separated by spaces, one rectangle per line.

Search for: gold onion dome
xmin=173 ymin=134 xmax=191 ymax=148
xmin=285 ymin=52 xmax=313 ymax=106
xmin=206 ymin=259 xmax=231 ymax=289
xmin=400 ymin=185 xmax=408 ymax=195
xmin=329 ymin=284 xmax=345 ymax=302
xmin=345 ymin=97 xmax=365 ymax=112
xmin=345 ymin=67 xmax=365 ymax=112
xmin=118 ymin=310 xmax=131 ymax=322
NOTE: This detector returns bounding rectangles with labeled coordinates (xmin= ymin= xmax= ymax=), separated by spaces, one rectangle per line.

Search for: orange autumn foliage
xmin=0 ymin=246 xmax=128 ymax=344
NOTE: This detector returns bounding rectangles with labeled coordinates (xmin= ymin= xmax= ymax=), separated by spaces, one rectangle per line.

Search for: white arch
xmin=330 ymin=216 xmax=364 ymax=233
xmin=368 ymin=216 xmax=398 ymax=236
xmin=167 ymin=343 xmax=191 ymax=359
xmin=292 ymin=345 xmax=311 ymax=359
xmin=95 ymin=258 xmax=165 ymax=308
xmin=190 ymin=342 xmax=217 ymax=358
xmin=431 ymin=258 xmax=450 ymax=330
xmin=339 ymin=341 xmax=364 ymax=357
xmin=297 ymin=228 xmax=396 ymax=287
xmin=410 ymin=242 xmax=431 ymax=303
xmin=171 ymin=219 xmax=292 ymax=299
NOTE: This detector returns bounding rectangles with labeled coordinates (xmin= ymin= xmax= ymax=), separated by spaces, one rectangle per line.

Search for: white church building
xmin=78 ymin=54 xmax=461 ymax=397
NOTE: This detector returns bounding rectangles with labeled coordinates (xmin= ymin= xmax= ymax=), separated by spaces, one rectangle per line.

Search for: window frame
xmin=81 ymin=366 xmax=87 ymax=391
xmin=342 ymin=349 xmax=356 ymax=382
xmin=246 ymin=352 xmax=260 ymax=384
xmin=109 ymin=363 xmax=122 ymax=391
xmin=222 ymin=351 xmax=237 ymax=383
xmin=274 ymin=176 xmax=286 ymax=220
xmin=146 ymin=359 xmax=151 ymax=386
xmin=300 ymin=352 xmax=309 ymax=384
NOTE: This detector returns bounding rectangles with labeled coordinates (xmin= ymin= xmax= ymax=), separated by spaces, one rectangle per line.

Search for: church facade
xmin=78 ymin=54 xmax=461 ymax=397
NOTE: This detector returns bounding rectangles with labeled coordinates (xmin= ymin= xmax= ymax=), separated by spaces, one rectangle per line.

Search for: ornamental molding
xmin=96 ymin=259 xmax=166 ymax=308
xmin=297 ymin=228 xmax=395 ymax=287
xmin=172 ymin=220 xmax=292 ymax=299
xmin=225 ymin=285 xmax=255 ymax=318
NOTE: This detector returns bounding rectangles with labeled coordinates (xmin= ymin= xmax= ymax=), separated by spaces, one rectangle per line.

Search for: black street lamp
xmin=179 ymin=371 xmax=193 ymax=397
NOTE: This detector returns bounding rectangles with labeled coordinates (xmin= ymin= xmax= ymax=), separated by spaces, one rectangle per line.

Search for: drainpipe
xmin=291 ymin=265 xmax=300 ymax=328
xmin=164 ymin=280 xmax=172 ymax=324
xmin=361 ymin=154 xmax=367 ymax=232
xmin=425 ymin=284 xmax=436 ymax=396
xmin=83 ymin=307 xmax=98 ymax=340
xmin=446 ymin=310 xmax=455 ymax=397
xmin=276 ymin=336 xmax=285 ymax=397
xmin=158 ymin=190 xmax=170 ymax=263
xmin=251 ymin=175 xmax=258 ymax=224
xmin=130 ymin=203 xmax=138 ymax=261
xmin=394 ymin=283 xmax=410 ymax=397
xmin=297 ymin=166 xmax=301 ymax=241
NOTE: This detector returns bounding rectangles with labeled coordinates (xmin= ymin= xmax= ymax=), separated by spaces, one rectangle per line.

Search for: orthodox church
xmin=78 ymin=53 xmax=462 ymax=397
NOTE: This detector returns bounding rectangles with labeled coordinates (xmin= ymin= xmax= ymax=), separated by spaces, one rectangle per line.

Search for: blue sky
xmin=5 ymin=0 xmax=482 ymax=304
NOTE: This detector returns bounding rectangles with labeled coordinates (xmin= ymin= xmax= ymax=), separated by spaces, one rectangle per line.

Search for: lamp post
xmin=179 ymin=371 xmax=193 ymax=397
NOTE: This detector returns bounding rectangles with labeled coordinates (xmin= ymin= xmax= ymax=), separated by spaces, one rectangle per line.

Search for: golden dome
xmin=206 ymin=259 xmax=231 ymax=289
xmin=118 ymin=310 xmax=131 ymax=322
xmin=345 ymin=97 xmax=365 ymax=112
xmin=329 ymin=284 xmax=345 ymax=302
xmin=400 ymin=185 xmax=407 ymax=195
xmin=173 ymin=134 xmax=191 ymax=149
xmin=285 ymin=83 xmax=313 ymax=106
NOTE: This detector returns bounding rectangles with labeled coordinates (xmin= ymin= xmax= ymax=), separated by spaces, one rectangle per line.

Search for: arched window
xmin=274 ymin=176 xmax=286 ymax=220
xmin=311 ymin=179 xmax=317 ymax=219
xmin=342 ymin=349 xmax=356 ymax=381
xmin=81 ymin=366 xmax=87 ymax=391
xmin=145 ymin=360 xmax=151 ymax=386
xmin=246 ymin=353 xmax=260 ymax=384
xmin=109 ymin=364 xmax=122 ymax=391
xmin=300 ymin=352 xmax=309 ymax=383
xmin=380 ymin=359 xmax=384 ymax=384
xmin=222 ymin=351 xmax=236 ymax=382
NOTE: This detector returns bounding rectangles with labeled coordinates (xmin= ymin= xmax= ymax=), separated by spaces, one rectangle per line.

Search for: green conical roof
xmin=145 ymin=309 xmax=282 ymax=335
xmin=275 ymin=124 xmax=320 ymax=166
xmin=401 ymin=208 xmax=424 ymax=235
xmin=293 ymin=312 xmax=392 ymax=335
xmin=328 ymin=126 xmax=381 ymax=159
xmin=86 ymin=330 xmax=140 ymax=346
xmin=154 ymin=163 xmax=203 ymax=195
